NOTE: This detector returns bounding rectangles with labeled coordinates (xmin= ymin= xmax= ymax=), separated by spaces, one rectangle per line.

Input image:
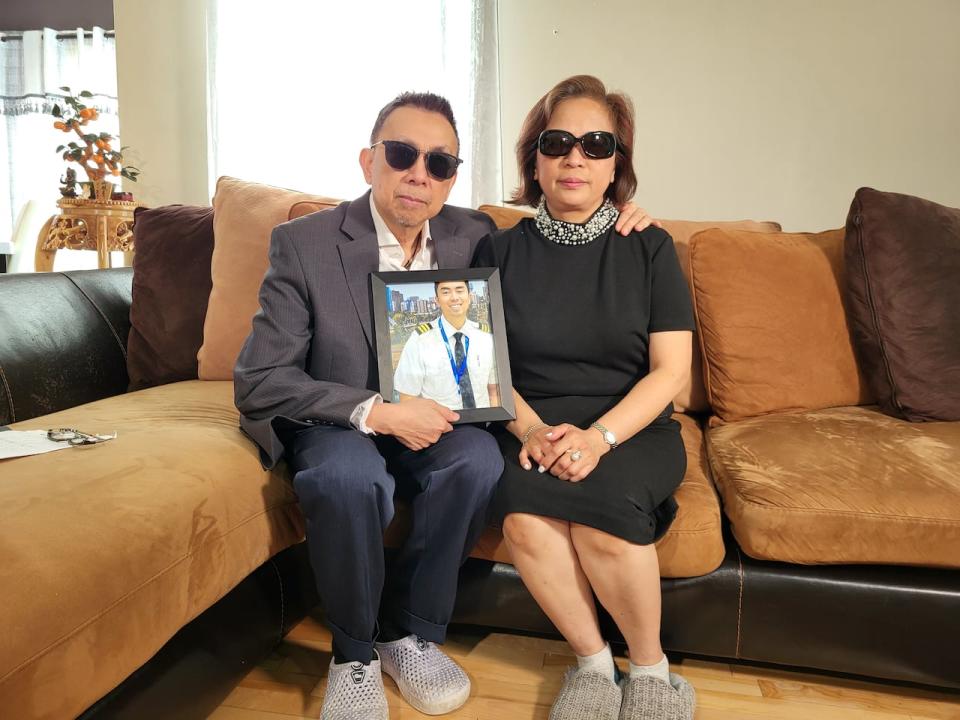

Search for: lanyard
xmin=437 ymin=321 xmax=470 ymax=393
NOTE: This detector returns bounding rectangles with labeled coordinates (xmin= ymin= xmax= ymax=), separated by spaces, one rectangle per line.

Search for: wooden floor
xmin=209 ymin=614 xmax=960 ymax=720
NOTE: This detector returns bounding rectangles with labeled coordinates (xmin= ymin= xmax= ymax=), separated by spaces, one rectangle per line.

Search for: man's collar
xmin=438 ymin=314 xmax=476 ymax=336
xmin=369 ymin=194 xmax=432 ymax=249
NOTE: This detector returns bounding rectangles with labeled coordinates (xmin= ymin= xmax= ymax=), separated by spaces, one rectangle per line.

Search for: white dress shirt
xmin=370 ymin=193 xmax=436 ymax=272
xmin=349 ymin=197 xmax=438 ymax=433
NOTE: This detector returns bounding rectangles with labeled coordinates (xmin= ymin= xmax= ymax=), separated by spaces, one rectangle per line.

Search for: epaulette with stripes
xmin=415 ymin=322 xmax=433 ymax=335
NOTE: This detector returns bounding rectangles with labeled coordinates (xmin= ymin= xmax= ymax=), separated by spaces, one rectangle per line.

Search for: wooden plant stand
xmin=36 ymin=196 xmax=141 ymax=272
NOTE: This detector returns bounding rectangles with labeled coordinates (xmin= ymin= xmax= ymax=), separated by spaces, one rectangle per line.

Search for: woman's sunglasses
xmin=537 ymin=129 xmax=617 ymax=159
xmin=371 ymin=140 xmax=462 ymax=181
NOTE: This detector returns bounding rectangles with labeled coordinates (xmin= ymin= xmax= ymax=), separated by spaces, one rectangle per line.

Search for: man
xmin=394 ymin=280 xmax=499 ymax=409
xmin=234 ymin=93 xmax=503 ymax=720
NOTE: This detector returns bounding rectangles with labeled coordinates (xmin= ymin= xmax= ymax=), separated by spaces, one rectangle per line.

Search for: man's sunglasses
xmin=371 ymin=140 xmax=462 ymax=181
xmin=537 ymin=129 xmax=617 ymax=159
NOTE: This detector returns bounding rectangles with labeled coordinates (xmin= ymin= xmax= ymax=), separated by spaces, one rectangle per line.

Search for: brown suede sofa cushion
xmin=706 ymin=405 xmax=960 ymax=568
xmin=689 ymin=228 xmax=872 ymax=422
xmin=475 ymin=204 xmax=781 ymax=414
xmin=844 ymin=187 xmax=960 ymax=421
xmin=128 ymin=205 xmax=215 ymax=390
xmin=0 ymin=381 xmax=304 ymax=720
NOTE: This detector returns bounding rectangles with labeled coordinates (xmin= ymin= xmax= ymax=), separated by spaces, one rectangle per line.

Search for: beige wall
xmin=113 ymin=0 xmax=209 ymax=207
xmin=498 ymin=0 xmax=960 ymax=231
xmin=114 ymin=1 xmax=959 ymax=226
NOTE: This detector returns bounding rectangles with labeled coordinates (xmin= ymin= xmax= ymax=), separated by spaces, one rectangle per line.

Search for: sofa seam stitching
xmin=269 ymin=558 xmax=285 ymax=641
xmin=0 ymin=363 xmax=15 ymax=423
xmin=63 ymin=274 xmax=127 ymax=361
xmin=735 ymin=545 xmax=744 ymax=659
xmin=0 ymin=498 xmax=302 ymax=684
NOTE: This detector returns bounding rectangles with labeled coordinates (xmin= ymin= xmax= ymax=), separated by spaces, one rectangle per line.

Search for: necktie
xmin=453 ymin=332 xmax=476 ymax=409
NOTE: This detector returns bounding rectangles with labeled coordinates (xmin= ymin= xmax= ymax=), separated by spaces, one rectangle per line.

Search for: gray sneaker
xmin=319 ymin=657 xmax=389 ymax=720
xmin=618 ymin=672 xmax=696 ymax=720
xmin=549 ymin=667 xmax=622 ymax=720
xmin=376 ymin=634 xmax=470 ymax=715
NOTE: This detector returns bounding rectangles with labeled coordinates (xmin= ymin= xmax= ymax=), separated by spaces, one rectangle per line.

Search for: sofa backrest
xmin=0 ymin=268 xmax=132 ymax=425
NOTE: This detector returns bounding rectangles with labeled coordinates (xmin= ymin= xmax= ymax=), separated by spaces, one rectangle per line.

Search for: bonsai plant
xmin=52 ymin=86 xmax=140 ymax=201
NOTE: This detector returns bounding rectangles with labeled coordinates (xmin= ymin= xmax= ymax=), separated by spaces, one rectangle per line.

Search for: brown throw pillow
xmin=844 ymin=187 xmax=960 ymax=421
xmin=128 ymin=205 xmax=215 ymax=390
xmin=197 ymin=177 xmax=341 ymax=380
xmin=475 ymin=204 xmax=781 ymax=413
xmin=690 ymin=227 xmax=871 ymax=422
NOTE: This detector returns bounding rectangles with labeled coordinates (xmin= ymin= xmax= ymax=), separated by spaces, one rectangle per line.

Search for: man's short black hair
xmin=434 ymin=280 xmax=470 ymax=296
xmin=370 ymin=92 xmax=460 ymax=149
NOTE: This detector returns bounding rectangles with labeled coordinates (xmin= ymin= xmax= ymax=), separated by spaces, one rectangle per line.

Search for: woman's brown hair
xmin=510 ymin=75 xmax=636 ymax=207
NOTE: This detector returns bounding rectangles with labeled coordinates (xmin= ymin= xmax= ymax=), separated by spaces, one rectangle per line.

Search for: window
xmin=209 ymin=1 xmax=501 ymax=208
xmin=0 ymin=28 xmax=118 ymax=270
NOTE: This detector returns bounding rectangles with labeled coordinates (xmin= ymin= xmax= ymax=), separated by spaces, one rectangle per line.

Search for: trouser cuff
xmin=328 ymin=619 xmax=375 ymax=664
xmin=395 ymin=606 xmax=447 ymax=644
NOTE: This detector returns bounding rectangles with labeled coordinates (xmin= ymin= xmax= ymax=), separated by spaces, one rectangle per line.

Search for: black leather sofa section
xmin=453 ymin=549 xmax=744 ymax=661
xmin=0 ymin=269 xmax=132 ymax=425
xmin=455 ymin=544 xmax=960 ymax=690
xmin=2 ymin=269 xmax=958 ymax=719
xmin=737 ymin=552 xmax=960 ymax=689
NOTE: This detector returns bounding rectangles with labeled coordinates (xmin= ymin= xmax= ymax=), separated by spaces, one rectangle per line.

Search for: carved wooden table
xmin=36 ymin=197 xmax=140 ymax=272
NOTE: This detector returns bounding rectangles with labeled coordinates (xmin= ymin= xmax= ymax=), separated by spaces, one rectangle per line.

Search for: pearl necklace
xmin=534 ymin=197 xmax=617 ymax=246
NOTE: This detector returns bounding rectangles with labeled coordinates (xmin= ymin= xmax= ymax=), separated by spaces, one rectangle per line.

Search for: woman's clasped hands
xmin=519 ymin=423 xmax=611 ymax=483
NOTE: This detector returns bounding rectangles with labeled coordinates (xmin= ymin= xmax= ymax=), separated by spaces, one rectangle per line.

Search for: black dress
xmin=472 ymin=218 xmax=695 ymax=545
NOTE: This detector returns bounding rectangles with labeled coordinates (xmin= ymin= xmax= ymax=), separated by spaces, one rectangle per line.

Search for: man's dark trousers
xmin=285 ymin=423 xmax=502 ymax=664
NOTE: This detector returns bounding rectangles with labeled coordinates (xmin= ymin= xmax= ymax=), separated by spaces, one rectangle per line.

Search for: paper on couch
xmin=0 ymin=428 xmax=72 ymax=460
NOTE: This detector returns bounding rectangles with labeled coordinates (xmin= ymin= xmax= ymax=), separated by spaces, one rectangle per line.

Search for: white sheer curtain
xmin=208 ymin=1 xmax=501 ymax=208
xmin=0 ymin=28 xmax=118 ymax=267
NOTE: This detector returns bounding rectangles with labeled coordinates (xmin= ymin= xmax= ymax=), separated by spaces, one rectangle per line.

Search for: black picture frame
xmin=370 ymin=267 xmax=516 ymax=424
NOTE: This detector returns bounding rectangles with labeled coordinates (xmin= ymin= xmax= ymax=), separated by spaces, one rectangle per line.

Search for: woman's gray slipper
xmin=618 ymin=672 xmax=696 ymax=720
xmin=549 ymin=667 xmax=622 ymax=720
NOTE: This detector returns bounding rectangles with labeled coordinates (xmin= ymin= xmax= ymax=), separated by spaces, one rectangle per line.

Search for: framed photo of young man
xmin=370 ymin=268 xmax=515 ymax=424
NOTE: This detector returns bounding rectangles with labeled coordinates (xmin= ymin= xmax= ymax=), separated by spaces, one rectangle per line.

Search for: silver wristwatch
xmin=590 ymin=422 xmax=618 ymax=449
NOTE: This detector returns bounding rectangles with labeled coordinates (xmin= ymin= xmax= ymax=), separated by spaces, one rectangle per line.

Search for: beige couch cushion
xmin=0 ymin=381 xmax=303 ymax=720
xmin=706 ymin=405 xmax=960 ymax=567
xmin=198 ymin=177 xmax=340 ymax=380
xmin=464 ymin=414 xmax=725 ymax=578
xmin=475 ymin=204 xmax=781 ymax=413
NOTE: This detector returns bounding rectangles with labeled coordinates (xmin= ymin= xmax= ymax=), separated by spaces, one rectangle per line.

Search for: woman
xmin=473 ymin=75 xmax=696 ymax=720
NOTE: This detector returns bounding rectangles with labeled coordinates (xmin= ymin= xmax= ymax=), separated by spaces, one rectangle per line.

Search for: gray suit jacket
xmin=234 ymin=191 xmax=497 ymax=468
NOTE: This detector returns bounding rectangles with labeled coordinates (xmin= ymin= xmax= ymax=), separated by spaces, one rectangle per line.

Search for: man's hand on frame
xmin=367 ymin=398 xmax=460 ymax=450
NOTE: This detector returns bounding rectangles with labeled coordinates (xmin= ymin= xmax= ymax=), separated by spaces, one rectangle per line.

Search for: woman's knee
xmin=570 ymin=523 xmax=638 ymax=559
xmin=502 ymin=513 xmax=566 ymax=554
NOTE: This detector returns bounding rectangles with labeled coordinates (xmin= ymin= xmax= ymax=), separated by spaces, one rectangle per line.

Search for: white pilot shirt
xmin=393 ymin=315 xmax=498 ymax=410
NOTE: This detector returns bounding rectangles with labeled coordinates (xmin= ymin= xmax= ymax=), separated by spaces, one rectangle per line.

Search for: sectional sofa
xmin=1 ymin=178 xmax=957 ymax=719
